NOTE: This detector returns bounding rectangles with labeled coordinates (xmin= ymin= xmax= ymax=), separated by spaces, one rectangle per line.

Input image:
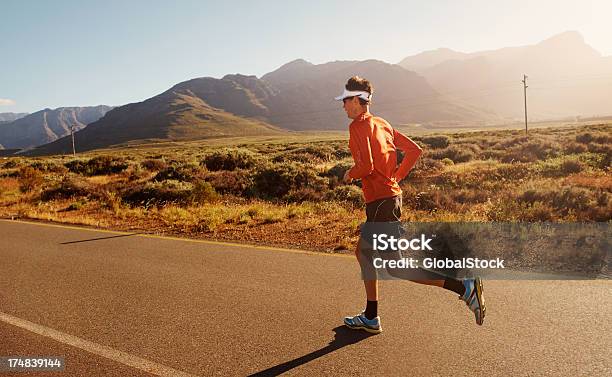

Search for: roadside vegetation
xmin=1 ymin=123 xmax=610 ymax=252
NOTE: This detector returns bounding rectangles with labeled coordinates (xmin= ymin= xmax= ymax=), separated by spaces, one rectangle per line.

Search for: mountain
xmin=260 ymin=59 xmax=496 ymax=130
xmin=0 ymin=112 xmax=28 ymax=123
xmin=0 ymin=106 xmax=112 ymax=149
xmin=399 ymin=48 xmax=469 ymax=72
xmin=398 ymin=31 xmax=612 ymax=119
xmin=27 ymin=77 xmax=284 ymax=155
xmin=31 ymin=61 xmax=494 ymax=155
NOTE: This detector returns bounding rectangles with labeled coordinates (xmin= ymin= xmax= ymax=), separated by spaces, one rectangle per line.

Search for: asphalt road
xmin=0 ymin=220 xmax=610 ymax=376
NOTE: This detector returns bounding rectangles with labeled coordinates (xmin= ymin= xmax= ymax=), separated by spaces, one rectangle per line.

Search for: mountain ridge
xmin=0 ymin=106 xmax=113 ymax=150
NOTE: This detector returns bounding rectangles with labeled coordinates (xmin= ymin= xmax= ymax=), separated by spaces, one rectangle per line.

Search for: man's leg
xmin=382 ymin=253 xmax=485 ymax=325
xmin=355 ymin=239 xmax=378 ymax=321
xmin=355 ymin=239 xmax=378 ymax=300
xmin=343 ymin=238 xmax=382 ymax=334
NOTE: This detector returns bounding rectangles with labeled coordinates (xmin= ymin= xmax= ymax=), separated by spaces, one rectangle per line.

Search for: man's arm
xmin=347 ymin=123 xmax=374 ymax=180
xmin=393 ymin=129 xmax=423 ymax=181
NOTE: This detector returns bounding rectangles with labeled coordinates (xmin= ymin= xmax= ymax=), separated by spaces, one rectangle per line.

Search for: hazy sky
xmin=1 ymin=0 xmax=611 ymax=113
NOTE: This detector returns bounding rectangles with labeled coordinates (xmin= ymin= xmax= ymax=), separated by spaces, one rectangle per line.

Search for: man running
xmin=336 ymin=76 xmax=485 ymax=334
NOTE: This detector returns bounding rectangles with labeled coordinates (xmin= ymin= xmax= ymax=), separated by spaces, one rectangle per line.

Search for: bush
xmin=422 ymin=135 xmax=450 ymax=149
xmin=141 ymin=159 xmax=168 ymax=171
xmin=430 ymin=145 xmax=475 ymax=163
xmin=192 ymin=181 xmax=219 ymax=203
xmin=201 ymin=149 xmax=257 ymax=171
xmin=564 ymin=142 xmax=587 ymax=154
xmin=410 ymin=158 xmax=445 ymax=180
xmin=553 ymin=187 xmax=593 ymax=213
xmin=537 ymin=157 xmax=584 ymax=177
xmin=253 ymin=162 xmax=327 ymax=199
xmin=285 ymin=187 xmax=326 ymax=202
xmin=586 ymin=142 xmax=611 ymax=155
xmin=29 ymin=161 xmax=68 ymax=173
xmin=560 ymin=159 xmax=584 ymax=175
xmin=324 ymin=161 xmax=353 ymax=181
xmin=2 ymin=159 xmax=20 ymax=169
xmin=205 ymin=170 xmax=254 ymax=196
xmin=153 ymin=164 xmax=202 ymax=182
xmin=122 ymin=179 xmax=217 ymax=207
xmin=41 ymin=176 xmax=95 ymax=200
xmin=18 ymin=166 xmax=44 ymax=192
xmin=574 ymin=132 xmax=609 ymax=144
xmin=325 ymin=185 xmax=364 ymax=206
xmin=274 ymin=145 xmax=335 ymax=163
xmin=501 ymin=141 xmax=562 ymax=163
xmin=518 ymin=186 xmax=594 ymax=215
xmin=495 ymin=163 xmax=531 ymax=180
xmin=65 ymin=156 xmax=129 ymax=176
xmin=450 ymin=189 xmax=489 ymax=204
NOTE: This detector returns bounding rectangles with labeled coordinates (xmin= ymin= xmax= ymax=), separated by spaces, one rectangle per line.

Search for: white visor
xmin=334 ymin=89 xmax=372 ymax=102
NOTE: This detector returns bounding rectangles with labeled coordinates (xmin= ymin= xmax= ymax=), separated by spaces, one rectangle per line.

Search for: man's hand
xmin=391 ymin=168 xmax=400 ymax=183
xmin=343 ymin=169 xmax=353 ymax=184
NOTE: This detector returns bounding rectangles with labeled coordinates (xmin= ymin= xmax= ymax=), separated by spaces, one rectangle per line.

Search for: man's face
xmin=342 ymin=96 xmax=362 ymax=119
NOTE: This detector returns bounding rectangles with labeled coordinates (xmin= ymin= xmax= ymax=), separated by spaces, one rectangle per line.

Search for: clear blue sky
xmin=1 ymin=0 xmax=611 ymax=113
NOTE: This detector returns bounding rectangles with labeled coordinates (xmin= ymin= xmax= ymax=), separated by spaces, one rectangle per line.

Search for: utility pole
xmin=70 ymin=124 xmax=76 ymax=156
xmin=522 ymin=74 xmax=528 ymax=134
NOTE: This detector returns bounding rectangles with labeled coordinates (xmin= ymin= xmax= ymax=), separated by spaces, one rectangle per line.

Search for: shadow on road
xmin=248 ymin=325 xmax=375 ymax=376
xmin=60 ymin=233 xmax=139 ymax=245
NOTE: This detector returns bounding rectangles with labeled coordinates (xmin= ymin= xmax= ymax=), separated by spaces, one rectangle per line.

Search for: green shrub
xmin=480 ymin=150 xmax=506 ymax=161
xmin=41 ymin=176 xmax=95 ymax=200
xmin=564 ymin=142 xmax=587 ymax=154
xmin=574 ymin=132 xmax=609 ymax=144
xmin=285 ymin=187 xmax=326 ymax=202
xmin=560 ymin=159 xmax=584 ymax=175
xmin=536 ymin=157 xmax=584 ymax=177
xmin=274 ymin=145 xmax=336 ymax=163
xmin=201 ymin=149 xmax=257 ymax=171
xmin=430 ymin=145 xmax=475 ymax=163
xmin=122 ymin=179 xmax=216 ymax=207
xmin=501 ymin=141 xmax=562 ymax=163
xmin=497 ymin=135 xmax=529 ymax=149
xmin=2 ymin=159 xmax=20 ymax=169
xmin=450 ymin=189 xmax=489 ymax=204
xmin=29 ymin=160 xmax=68 ymax=173
xmin=422 ymin=135 xmax=450 ymax=149
xmin=586 ymin=142 xmax=611 ymax=155
xmin=65 ymin=199 xmax=87 ymax=211
xmin=153 ymin=164 xmax=202 ymax=182
xmin=325 ymin=185 xmax=364 ymax=206
xmin=205 ymin=170 xmax=254 ymax=196
xmin=141 ymin=159 xmax=168 ymax=171
xmin=18 ymin=166 xmax=44 ymax=192
xmin=325 ymin=161 xmax=353 ymax=181
xmin=253 ymin=162 xmax=327 ymax=199
xmin=192 ymin=181 xmax=219 ymax=203
xmin=518 ymin=186 xmax=594 ymax=214
xmin=65 ymin=156 xmax=128 ymax=176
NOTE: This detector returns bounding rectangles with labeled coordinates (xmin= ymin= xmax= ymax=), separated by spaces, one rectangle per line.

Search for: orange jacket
xmin=347 ymin=112 xmax=423 ymax=203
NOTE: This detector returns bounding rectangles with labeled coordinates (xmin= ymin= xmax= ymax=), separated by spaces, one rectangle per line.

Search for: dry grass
xmin=1 ymin=123 xmax=610 ymax=252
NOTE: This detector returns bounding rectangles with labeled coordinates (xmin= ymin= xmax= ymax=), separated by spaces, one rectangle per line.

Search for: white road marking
xmin=0 ymin=311 xmax=200 ymax=377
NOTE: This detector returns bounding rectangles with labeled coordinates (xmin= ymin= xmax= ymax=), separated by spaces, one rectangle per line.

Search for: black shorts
xmin=365 ymin=195 xmax=402 ymax=222
xmin=360 ymin=195 xmax=403 ymax=280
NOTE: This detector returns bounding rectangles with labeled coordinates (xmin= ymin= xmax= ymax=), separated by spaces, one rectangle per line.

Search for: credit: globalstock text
xmin=370 ymin=233 xmax=505 ymax=270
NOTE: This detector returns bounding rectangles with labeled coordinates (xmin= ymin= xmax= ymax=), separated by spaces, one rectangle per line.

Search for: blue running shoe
xmin=462 ymin=277 xmax=486 ymax=325
xmin=344 ymin=312 xmax=382 ymax=334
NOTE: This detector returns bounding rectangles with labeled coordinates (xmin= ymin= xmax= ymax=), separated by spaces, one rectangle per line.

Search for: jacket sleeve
xmin=393 ymin=129 xmax=423 ymax=181
xmin=348 ymin=123 xmax=374 ymax=179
